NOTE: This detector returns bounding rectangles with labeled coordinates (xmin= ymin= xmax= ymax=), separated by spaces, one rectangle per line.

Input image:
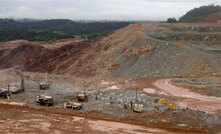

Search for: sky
xmin=0 ymin=0 xmax=221 ymax=21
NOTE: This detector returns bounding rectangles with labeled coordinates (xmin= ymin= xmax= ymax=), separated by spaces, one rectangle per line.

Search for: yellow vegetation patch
xmin=171 ymin=41 xmax=187 ymax=46
xmin=0 ymin=100 xmax=24 ymax=106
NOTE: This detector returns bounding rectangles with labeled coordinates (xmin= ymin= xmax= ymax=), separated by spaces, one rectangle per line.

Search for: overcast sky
xmin=0 ymin=0 xmax=221 ymax=21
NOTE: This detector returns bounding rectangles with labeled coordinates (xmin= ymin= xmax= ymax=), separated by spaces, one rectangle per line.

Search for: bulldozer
xmin=155 ymin=98 xmax=176 ymax=110
xmin=77 ymin=81 xmax=88 ymax=102
xmin=39 ymin=73 xmax=51 ymax=90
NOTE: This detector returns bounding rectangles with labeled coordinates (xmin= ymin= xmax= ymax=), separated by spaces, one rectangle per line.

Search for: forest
xmin=0 ymin=19 xmax=131 ymax=42
xmin=179 ymin=5 xmax=221 ymax=22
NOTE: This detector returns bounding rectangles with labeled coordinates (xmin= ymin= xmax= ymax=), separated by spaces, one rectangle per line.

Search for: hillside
xmin=179 ymin=5 xmax=221 ymax=23
xmin=0 ymin=23 xmax=220 ymax=78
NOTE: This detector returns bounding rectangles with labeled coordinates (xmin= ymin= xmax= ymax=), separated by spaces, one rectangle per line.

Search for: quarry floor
xmin=0 ymin=69 xmax=220 ymax=133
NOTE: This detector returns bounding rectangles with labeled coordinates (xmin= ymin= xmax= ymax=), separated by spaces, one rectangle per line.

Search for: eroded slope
xmin=0 ymin=23 xmax=220 ymax=78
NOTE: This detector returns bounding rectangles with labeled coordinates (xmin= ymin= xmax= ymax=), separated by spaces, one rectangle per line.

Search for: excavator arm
xmin=156 ymin=98 xmax=176 ymax=110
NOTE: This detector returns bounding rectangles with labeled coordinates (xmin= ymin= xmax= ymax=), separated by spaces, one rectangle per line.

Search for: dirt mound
xmin=0 ymin=23 xmax=220 ymax=78
xmin=0 ymin=44 xmax=50 ymax=70
xmin=205 ymin=12 xmax=221 ymax=23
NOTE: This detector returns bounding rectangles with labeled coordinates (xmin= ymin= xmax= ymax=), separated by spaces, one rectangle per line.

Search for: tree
xmin=167 ymin=17 xmax=177 ymax=23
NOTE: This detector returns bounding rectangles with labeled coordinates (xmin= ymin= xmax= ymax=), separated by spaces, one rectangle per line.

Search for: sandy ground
xmin=143 ymin=79 xmax=221 ymax=114
xmin=0 ymin=104 xmax=170 ymax=134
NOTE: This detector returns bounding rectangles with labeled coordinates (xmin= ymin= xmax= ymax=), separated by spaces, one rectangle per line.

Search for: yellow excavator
xmin=156 ymin=98 xmax=176 ymax=110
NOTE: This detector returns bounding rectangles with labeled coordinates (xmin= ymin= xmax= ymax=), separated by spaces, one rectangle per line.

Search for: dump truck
xmin=0 ymin=88 xmax=10 ymax=98
xmin=36 ymin=95 xmax=54 ymax=106
xmin=64 ymin=101 xmax=83 ymax=110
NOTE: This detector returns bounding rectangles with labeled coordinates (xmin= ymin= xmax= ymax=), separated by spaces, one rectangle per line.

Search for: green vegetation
xmin=179 ymin=4 xmax=221 ymax=23
xmin=0 ymin=19 xmax=131 ymax=42
xmin=167 ymin=17 xmax=177 ymax=23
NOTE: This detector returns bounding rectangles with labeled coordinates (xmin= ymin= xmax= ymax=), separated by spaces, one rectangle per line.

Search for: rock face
xmin=0 ymin=23 xmax=220 ymax=78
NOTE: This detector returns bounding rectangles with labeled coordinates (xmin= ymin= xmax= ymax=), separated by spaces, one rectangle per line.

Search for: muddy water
xmin=144 ymin=79 xmax=221 ymax=114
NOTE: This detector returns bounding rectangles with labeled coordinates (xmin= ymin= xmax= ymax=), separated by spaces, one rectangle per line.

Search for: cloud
xmin=0 ymin=0 xmax=221 ymax=20
xmin=0 ymin=6 xmax=37 ymax=18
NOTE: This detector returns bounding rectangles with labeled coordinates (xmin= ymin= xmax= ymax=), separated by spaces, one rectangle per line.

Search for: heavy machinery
xmin=39 ymin=82 xmax=50 ymax=90
xmin=36 ymin=95 xmax=54 ymax=106
xmin=156 ymin=98 xmax=176 ymax=110
xmin=9 ymin=75 xmax=25 ymax=94
xmin=132 ymin=89 xmax=143 ymax=112
xmin=39 ymin=73 xmax=51 ymax=90
xmin=132 ymin=103 xmax=143 ymax=112
xmin=64 ymin=101 xmax=83 ymax=110
xmin=77 ymin=81 xmax=88 ymax=101
xmin=0 ymin=88 xmax=10 ymax=99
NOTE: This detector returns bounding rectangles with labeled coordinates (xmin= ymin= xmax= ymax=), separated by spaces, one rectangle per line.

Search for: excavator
xmin=156 ymin=98 xmax=176 ymax=110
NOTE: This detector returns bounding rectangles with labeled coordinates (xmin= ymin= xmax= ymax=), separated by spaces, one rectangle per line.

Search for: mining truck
xmin=64 ymin=101 xmax=83 ymax=110
xmin=77 ymin=81 xmax=88 ymax=101
xmin=0 ymin=88 xmax=10 ymax=98
xmin=36 ymin=95 xmax=54 ymax=106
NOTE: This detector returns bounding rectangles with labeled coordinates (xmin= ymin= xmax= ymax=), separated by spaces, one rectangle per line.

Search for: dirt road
xmin=0 ymin=104 xmax=168 ymax=134
xmin=144 ymin=79 xmax=221 ymax=114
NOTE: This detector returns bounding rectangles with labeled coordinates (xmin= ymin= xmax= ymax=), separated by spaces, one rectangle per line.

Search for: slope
xmin=0 ymin=23 xmax=220 ymax=78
